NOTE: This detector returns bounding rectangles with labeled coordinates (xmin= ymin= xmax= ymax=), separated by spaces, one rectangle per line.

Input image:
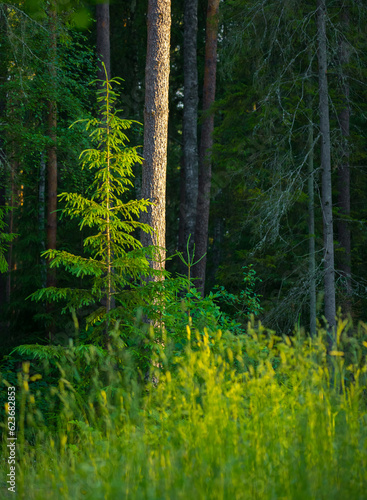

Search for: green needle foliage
xmin=31 ymin=67 xmax=154 ymax=339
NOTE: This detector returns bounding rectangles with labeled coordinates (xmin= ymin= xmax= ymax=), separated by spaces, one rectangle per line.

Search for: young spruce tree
xmin=32 ymin=69 xmax=154 ymax=345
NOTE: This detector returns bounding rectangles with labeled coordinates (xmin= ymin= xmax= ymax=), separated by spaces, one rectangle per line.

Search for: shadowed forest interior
xmin=0 ymin=1 xmax=366 ymax=499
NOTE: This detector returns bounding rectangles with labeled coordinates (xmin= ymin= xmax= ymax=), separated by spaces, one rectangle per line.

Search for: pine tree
xmin=141 ymin=0 xmax=171 ymax=277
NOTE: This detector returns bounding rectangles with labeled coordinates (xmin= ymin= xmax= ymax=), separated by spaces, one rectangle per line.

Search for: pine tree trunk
xmin=96 ymin=2 xmax=110 ymax=82
xmin=337 ymin=6 xmax=352 ymax=314
xmin=316 ymin=0 xmax=336 ymax=332
xmin=192 ymin=0 xmax=220 ymax=295
xmin=141 ymin=0 xmax=171 ymax=276
xmin=179 ymin=0 xmax=199 ymax=261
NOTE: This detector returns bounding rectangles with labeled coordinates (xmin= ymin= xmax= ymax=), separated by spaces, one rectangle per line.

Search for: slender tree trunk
xmin=96 ymin=2 xmax=110 ymax=82
xmin=192 ymin=0 xmax=220 ymax=295
xmin=46 ymin=1 xmax=57 ymax=291
xmin=141 ymin=0 xmax=171 ymax=276
xmin=45 ymin=1 xmax=57 ymax=342
xmin=105 ymin=87 xmax=112 ymax=344
xmin=39 ymin=153 xmax=46 ymax=288
xmin=179 ymin=0 xmax=199 ymax=262
xmin=210 ymin=213 xmax=222 ymax=287
xmin=178 ymin=156 xmax=186 ymax=258
xmin=0 ymin=7 xmax=7 ymax=312
xmin=307 ymin=110 xmax=316 ymax=336
xmin=96 ymin=1 xmax=114 ymax=324
xmin=337 ymin=6 xmax=352 ymax=314
xmin=6 ymin=160 xmax=17 ymax=304
xmin=316 ymin=0 xmax=336 ymax=332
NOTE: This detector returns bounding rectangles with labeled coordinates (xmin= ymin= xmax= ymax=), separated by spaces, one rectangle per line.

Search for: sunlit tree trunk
xmin=192 ymin=0 xmax=220 ymax=295
xmin=317 ymin=0 xmax=336 ymax=332
xmin=141 ymin=0 xmax=171 ymax=276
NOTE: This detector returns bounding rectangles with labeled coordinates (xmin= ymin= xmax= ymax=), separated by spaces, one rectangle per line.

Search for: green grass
xmin=1 ymin=318 xmax=367 ymax=499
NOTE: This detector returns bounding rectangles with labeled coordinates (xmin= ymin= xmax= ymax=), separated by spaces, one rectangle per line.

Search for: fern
xmin=10 ymin=344 xmax=67 ymax=361
xmin=10 ymin=343 xmax=106 ymax=362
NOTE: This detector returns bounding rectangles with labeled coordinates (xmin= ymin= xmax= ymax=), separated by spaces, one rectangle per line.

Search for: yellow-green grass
xmin=1 ymin=319 xmax=367 ymax=499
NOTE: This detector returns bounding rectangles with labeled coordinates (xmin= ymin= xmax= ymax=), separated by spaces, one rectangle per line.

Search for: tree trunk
xmin=0 ymin=6 xmax=7 ymax=313
xmin=141 ymin=0 xmax=171 ymax=276
xmin=96 ymin=1 xmax=114 ymax=323
xmin=39 ymin=153 xmax=46 ymax=288
xmin=179 ymin=0 xmax=199 ymax=262
xmin=192 ymin=0 xmax=220 ymax=295
xmin=178 ymin=156 xmax=186 ymax=259
xmin=337 ymin=5 xmax=352 ymax=314
xmin=6 ymin=160 xmax=17 ymax=304
xmin=307 ymin=109 xmax=316 ymax=336
xmin=46 ymin=1 xmax=57 ymax=343
xmin=316 ymin=0 xmax=336 ymax=332
xmin=96 ymin=2 xmax=110 ymax=82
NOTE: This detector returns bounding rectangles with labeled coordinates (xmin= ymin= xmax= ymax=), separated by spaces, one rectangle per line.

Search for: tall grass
xmin=1 ymin=318 xmax=367 ymax=499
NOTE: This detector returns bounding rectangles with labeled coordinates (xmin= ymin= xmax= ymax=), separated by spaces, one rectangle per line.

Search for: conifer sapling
xmin=31 ymin=67 xmax=154 ymax=343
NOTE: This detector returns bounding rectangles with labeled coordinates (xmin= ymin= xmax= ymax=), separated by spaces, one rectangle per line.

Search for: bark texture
xmin=141 ymin=0 xmax=171 ymax=274
xmin=308 ymin=111 xmax=316 ymax=336
xmin=192 ymin=0 xmax=220 ymax=295
xmin=337 ymin=6 xmax=352 ymax=314
xmin=179 ymin=0 xmax=199 ymax=261
xmin=96 ymin=2 xmax=111 ymax=82
xmin=46 ymin=1 xmax=57 ymax=291
xmin=317 ymin=0 xmax=336 ymax=331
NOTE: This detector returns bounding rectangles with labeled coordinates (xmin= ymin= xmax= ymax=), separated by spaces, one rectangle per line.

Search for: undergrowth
xmin=1 ymin=317 xmax=367 ymax=499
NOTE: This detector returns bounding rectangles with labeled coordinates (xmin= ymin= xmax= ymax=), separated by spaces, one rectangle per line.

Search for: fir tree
xmin=31 ymin=68 xmax=155 ymax=344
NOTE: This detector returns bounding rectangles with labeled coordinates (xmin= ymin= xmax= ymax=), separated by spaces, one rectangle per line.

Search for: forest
xmin=0 ymin=0 xmax=366 ymax=498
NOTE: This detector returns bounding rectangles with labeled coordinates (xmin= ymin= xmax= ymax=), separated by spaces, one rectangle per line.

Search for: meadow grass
xmin=1 ymin=318 xmax=367 ymax=499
